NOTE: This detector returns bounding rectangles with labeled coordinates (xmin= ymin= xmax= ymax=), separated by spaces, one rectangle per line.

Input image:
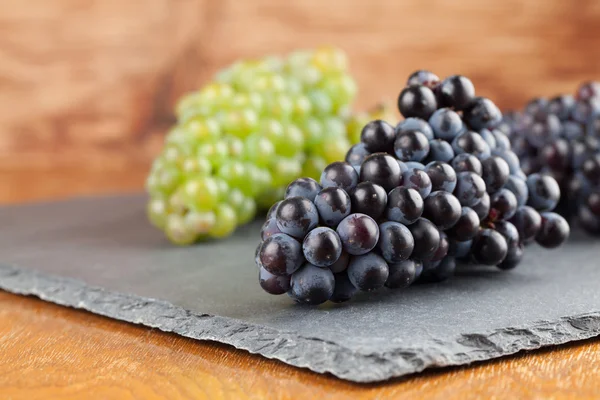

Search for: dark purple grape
xmin=259 ymin=266 xmax=291 ymax=295
xmin=289 ymin=263 xmax=335 ymax=305
xmin=454 ymin=171 xmax=486 ymax=207
xmin=407 ymin=218 xmax=441 ymax=261
xmin=360 ymin=153 xmax=403 ymax=192
xmin=398 ymin=85 xmax=438 ymax=120
xmin=314 ymin=187 xmax=351 ymax=228
xmin=562 ymin=120 xmax=584 ymax=141
xmin=396 ymin=118 xmax=435 ymax=140
xmin=345 ymin=143 xmax=371 ymax=168
xmin=426 ymin=139 xmax=455 ymax=163
xmin=420 ymin=256 xmax=456 ymax=283
xmin=451 ymin=153 xmax=483 ymax=175
xmin=386 ymin=186 xmax=424 ymax=225
xmin=336 ymin=213 xmax=380 ymax=255
xmin=481 ymin=156 xmax=510 ymax=193
xmin=402 ymin=168 xmax=433 ymax=198
xmin=497 ymin=243 xmax=524 ymax=270
xmin=261 ymin=218 xmax=282 ymax=240
xmin=576 ymin=81 xmax=600 ymax=101
xmin=347 ymin=253 xmax=389 ymax=291
xmin=429 ymin=108 xmax=464 ymax=141
xmin=377 ymin=221 xmax=415 ymax=263
xmin=394 ymin=130 xmax=430 ymax=162
xmin=266 ymin=200 xmax=282 ymax=220
xmin=535 ymin=212 xmax=570 ymax=249
xmin=526 ymin=173 xmax=560 ymax=211
xmin=504 ymin=175 xmax=529 ymax=207
xmin=472 ymin=192 xmax=490 ymax=220
xmin=579 ymin=206 xmax=600 ymax=235
xmin=492 ymin=149 xmax=521 ymax=176
xmin=471 ymin=229 xmax=508 ymax=266
xmin=494 ymin=220 xmax=519 ymax=248
xmin=360 ymin=120 xmax=396 ymax=153
xmin=423 ymin=191 xmax=462 ymax=229
xmin=572 ymin=98 xmax=600 ymax=124
xmin=586 ymin=191 xmax=600 ymax=216
xmin=329 ymin=272 xmax=357 ymax=303
xmin=329 ymin=250 xmax=350 ymax=273
xmin=430 ymin=231 xmax=450 ymax=262
xmin=407 ymin=70 xmax=440 ymax=88
xmin=385 ymin=259 xmax=419 ymax=288
xmin=524 ymin=97 xmax=548 ymax=119
xmin=447 ymin=207 xmax=480 ymax=241
xmin=463 ymin=97 xmax=502 ymax=130
xmin=448 ymin=238 xmax=473 ymax=258
xmin=276 ymin=197 xmax=319 ymax=239
xmin=259 ymin=233 xmax=304 ymax=276
xmin=489 ymin=188 xmax=518 ymax=221
xmin=405 ymin=161 xmax=426 ymax=170
xmin=350 ymin=182 xmax=387 ymax=220
xmin=491 ymin=129 xmax=511 ymax=151
xmin=526 ymin=113 xmax=562 ymax=147
xmin=570 ymin=138 xmax=597 ymax=170
xmin=436 ymin=75 xmax=475 ymax=110
xmin=548 ymin=94 xmax=575 ymax=120
xmin=285 ymin=177 xmax=322 ymax=201
xmin=452 ymin=131 xmax=491 ymax=159
xmin=320 ymin=161 xmax=359 ymax=193
xmin=302 ymin=227 xmax=342 ymax=267
xmin=581 ymin=154 xmax=600 ymax=186
xmin=538 ymin=139 xmax=570 ymax=172
xmin=480 ymin=128 xmax=497 ymax=150
xmin=509 ymin=205 xmax=542 ymax=243
xmin=425 ymin=161 xmax=457 ymax=192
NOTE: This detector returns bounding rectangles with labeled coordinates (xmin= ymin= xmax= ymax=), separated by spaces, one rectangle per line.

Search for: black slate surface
xmin=1 ymin=194 xmax=600 ymax=382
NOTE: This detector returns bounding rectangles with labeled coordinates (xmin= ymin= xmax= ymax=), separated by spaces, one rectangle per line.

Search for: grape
xmin=451 ymin=153 xmax=482 ymax=175
xmin=289 ymin=263 xmax=335 ymax=305
xmin=313 ymin=187 xmax=351 ymax=227
xmin=336 ymin=213 xmax=380 ymax=255
xmin=386 ymin=187 xmax=424 ymax=225
xmin=319 ymin=161 xmax=359 ymax=193
xmin=302 ymin=227 xmax=342 ymax=267
xmin=572 ymin=98 xmax=600 ymax=124
xmin=360 ymin=153 xmax=403 ymax=192
xmin=347 ymin=253 xmax=389 ymax=292
xmin=350 ymin=182 xmax=388 ymax=220
xmin=402 ymin=168 xmax=433 ymax=198
xmin=470 ymin=191 xmax=490 ymax=220
xmin=480 ymin=128 xmax=497 ymax=150
xmin=404 ymin=161 xmax=426 ymax=171
xmin=259 ymin=267 xmax=291 ymax=295
xmin=377 ymin=221 xmax=415 ymax=263
xmin=576 ymin=81 xmax=600 ymax=101
xmin=259 ymin=233 xmax=304 ymax=276
xmin=165 ymin=214 xmax=197 ymax=245
xmin=420 ymin=256 xmax=456 ymax=283
xmin=494 ymin=220 xmax=520 ymax=249
xmin=429 ymin=108 xmax=464 ymax=141
xmin=209 ymin=204 xmax=238 ymax=238
xmin=509 ymin=206 xmax=542 ymax=243
xmin=426 ymin=139 xmax=455 ymax=163
xmin=396 ymin=118 xmax=435 ymax=140
xmin=285 ymin=177 xmax=322 ymax=201
xmin=497 ymin=243 xmax=524 ymax=270
xmin=471 ymin=229 xmax=508 ymax=266
xmin=448 ymin=238 xmax=473 ymax=259
xmin=345 ymin=143 xmax=371 ymax=168
xmin=526 ymin=114 xmax=562 ymax=147
xmin=436 ymin=75 xmax=475 ymax=110
xmin=489 ymin=189 xmax=518 ymax=221
xmin=394 ymin=130 xmax=430 ymax=162
xmin=503 ymin=175 xmax=529 ymax=207
xmin=538 ymin=139 xmax=569 ymax=172
xmin=361 ymin=120 xmax=396 ymax=153
xmin=535 ymin=212 xmax=570 ymax=249
xmin=492 ymin=149 xmax=521 ymax=176
xmin=182 ymin=177 xmax=219 ymax=211
xmin=431 ymin=231 xmax=450 ymax=262
xmin=491 ymin=129 xmax=511 ymax=151
xmin=398 ymin=85 xmax=438 ymax=120
xmin=185 ymin=211 xmax=217 ymax=235
xmin=329 ymin=272 xmax=357 ymax=303
xmin=463 ymin=97 xmax=502 ymax=130
xmin=585 ymin=191 xmax=600 ymax=216
xmin=526 ymin=173 xmax=560 ymax=211
xmin=447 ymin=207 xmax=480 ymax=241
xmin=452 ymin=131 xmax=491 ymax=159
xmin=579 ymin=206 xmax=600 ymax=235
xmin=260 ymin=218 xmax=281 ymax=240
xmin=423 ymin=191 xmax=462 ymax=229
xmin=147 ymin=198 xmax=168 ymax=229
xmin=276 ymin=197 xmax=319 ymax=239
xmin=582 ymin=154 xmax=600 ymax=186
xmin=425 ymin=161 xmax=457 ymax=192
xmin=385 ymin=259 xmax=419 ymax=289
xmin=407 ymin=70 xmax=440 ymax=88
xmin=524 ymin=98 xmax=548 ymax=119
xmin=266 ymin=200 xmax=282 ymax=220
xmin=454 ymin=171 xmax=486 ymax=207
xmin=329 ymin=250 xmax=350 ymax=273
xmin=407 ymin=218 xmax=441 ymax=261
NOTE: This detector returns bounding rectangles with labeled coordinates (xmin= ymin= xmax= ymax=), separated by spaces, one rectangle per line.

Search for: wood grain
xmin=1 ymin=0 xmax=600 ymax=167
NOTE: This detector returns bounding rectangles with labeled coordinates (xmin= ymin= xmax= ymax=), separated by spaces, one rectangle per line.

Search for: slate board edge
xmin=1 ymin=263 xmax=599 ymax=383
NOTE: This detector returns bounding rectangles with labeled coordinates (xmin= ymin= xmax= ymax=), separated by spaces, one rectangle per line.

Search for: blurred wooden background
xmin=1 ymin=0 xmax=600 ymax=170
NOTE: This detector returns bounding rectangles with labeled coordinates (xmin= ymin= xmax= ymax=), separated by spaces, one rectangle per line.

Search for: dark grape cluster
xmin=502 ymin=81 xmax=600 ymax=235
xmin=255 ymin=70 xmax=570 ymax=305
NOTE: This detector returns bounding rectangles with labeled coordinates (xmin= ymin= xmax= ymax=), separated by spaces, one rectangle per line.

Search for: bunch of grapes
xmin=146 ymin=48 xmax=367 ymax=244
xmin=501 ymin=82 xmax=600 ymax=234
xmin=255 ymin=70 xmax=570 ymax=305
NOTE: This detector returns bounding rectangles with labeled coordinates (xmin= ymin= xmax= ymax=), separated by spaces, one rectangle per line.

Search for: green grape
xmin=182 ymin=177 xmax=219 ymax=211
xmin=185 ymin=211 xmax=216 ymax=235
xmin=182 ymin=117 xmax=221 ymax=143
xmin=256 ymin=186 xmax=286 ymax=210
xmin=209 ymin=204 xmax=238 ymax=238
xmin=218 ymin=109 xmax=259 ymax=139
xmin=146 ymin=166 xmax=182 ymax=197
xmin=320 ymin=74 xmax=358 ymax=112
xmin=307 ymin=90 xmax=333 ymax=116
xmin=224 ymin=135 xmax=244 ymax=159
xmin=230 ymin=92 xmax=264 ymax=113
xmin=271 ymin=157 xmax=302 ymax=187
xmin=265 ymin=93 xmax=294 ymax=120
xmin=197 ymin=140 xmax=229 ymax=168
xmin=345 ymin=111 xmax=369 ymax=144
xmin=175 ymin=93 xmax=203 ymax=119
xmin=215 ymin=178 xmax=230 ymax=203
xmin=300 ymin=117 xmax=324 ymax=150
xmin=168 ymin=188 xmax=188 ymax=216
xmin=162 ymin=143 xmax=193 ymax=165
xmin=320 ymin=136 xmax=351 ymax=164
xmin=285 ymin=78 xmax=304 ymax=96
xmin=256 ymin=168 xmax=273 ymax=191
xmin=253 ymin=73 xmax=287 ymax=93
xmin=261 ymin=55 xmax=284 ymax=72
xmin=277 ymin=123 xmax=305 ymax=157
xmin=181 ymin=157 xmax=212 ymax=178
xmin=216 ymin=160 xmax=247 ymax=192
xmin=199 ymin=82 xmax=235 ymax=103
xmin=302 ymin=155 xmax=327 ymax=181
xmin=165 ymin=214 xmax=197 ymax=245
xmin=237 ymin=196 xmax=257 ymax=225
xmin=147 ymin=197 xmax=168 ymax=229
xmin=310 ymin=46 xmax=348 ymax=73
xmin=244 ymin=163 xmax=264 ymax=197
xmin=243 ymin=134 xmax=275 ymax=167
xmin=291 ymin=94 xmax=313 ymax=120
xmin=322 ymin=117 xmax=347 ymax=139
xmin=285 ymin=50 xmax=311 ymax=71
xmin=227 ymin=188 xmax=245 ymax=210
xmin=261 ymin=118 xmax=285 ymax=150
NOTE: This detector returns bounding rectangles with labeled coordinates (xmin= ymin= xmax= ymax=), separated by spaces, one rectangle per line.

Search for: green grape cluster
xmin=146 ymin=47 xmax=363 ymax=244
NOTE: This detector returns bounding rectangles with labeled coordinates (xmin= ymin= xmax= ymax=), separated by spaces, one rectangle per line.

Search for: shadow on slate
xmin=1 ymin=194 xmax=600 ymax=383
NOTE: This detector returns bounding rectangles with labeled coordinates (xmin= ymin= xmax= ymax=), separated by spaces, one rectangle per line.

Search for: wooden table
xmin=1 ymin=166 xmax=599 ymax=399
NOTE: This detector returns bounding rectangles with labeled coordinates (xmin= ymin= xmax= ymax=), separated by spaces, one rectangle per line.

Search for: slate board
xmin=1 ymin=195 xmax=600 ymax=383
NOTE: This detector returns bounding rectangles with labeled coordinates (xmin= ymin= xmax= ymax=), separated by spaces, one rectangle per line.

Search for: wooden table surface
xmin=1 ymin=166 xmax=600 ymax=400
